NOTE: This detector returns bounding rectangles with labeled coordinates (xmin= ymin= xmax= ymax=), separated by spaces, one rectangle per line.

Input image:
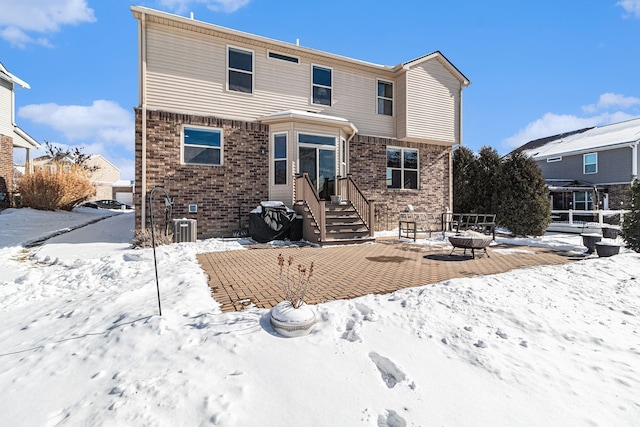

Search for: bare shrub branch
xmin=278 ymin=253 xmax=314 ymax=309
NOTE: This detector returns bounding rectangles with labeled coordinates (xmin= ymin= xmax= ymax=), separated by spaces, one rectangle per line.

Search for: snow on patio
xmin=0 ymin=207 xmax=638 ymax=426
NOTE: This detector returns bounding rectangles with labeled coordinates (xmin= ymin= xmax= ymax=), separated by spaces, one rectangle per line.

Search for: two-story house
xmin=0 ymin=62 xmax=40 ymax=208
xmin=131 ymin=6 xmax=470 ymax=243
xmin=518 ymin=118 xmax=640 ymax=212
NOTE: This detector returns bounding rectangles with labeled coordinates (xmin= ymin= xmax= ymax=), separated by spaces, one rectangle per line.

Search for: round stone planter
xmin=601 ymin=226 xmax=620 ymax=239
xmin=581 ymin=233 xmax=602 ymax=254
xmin=595 ymin=242 xmax=620 ymax=257
xmin=270 ymin=301 xmax=316 ymax=338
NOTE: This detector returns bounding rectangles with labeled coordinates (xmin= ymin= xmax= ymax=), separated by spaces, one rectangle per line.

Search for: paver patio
xmin=197 ymin=239 xmax=578 ymax=312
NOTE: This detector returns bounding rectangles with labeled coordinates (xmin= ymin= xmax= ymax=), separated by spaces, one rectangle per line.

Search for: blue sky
xmin=1 ymin=0 xmax=639 ymax=181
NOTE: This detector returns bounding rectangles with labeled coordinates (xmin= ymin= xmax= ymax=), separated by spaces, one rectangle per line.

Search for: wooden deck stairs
xmin=294 ymin=173 xmax=376 ymax=246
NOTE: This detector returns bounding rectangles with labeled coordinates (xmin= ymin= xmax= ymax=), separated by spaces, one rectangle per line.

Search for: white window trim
xmin=386 ymin=146 xmax=419 ymax=190
xmin=267 ymin=50 xmax=300 ymax=64
xmin=227 ymin=45 xmax=254 ymax=94
xmin=181 ymin=124 xmax=224 ymax=166
xmin=273 ymin=132 xmax=288 ymax=186
xmin=583 ymin=152 xmax=597 ymax=174
xmin=377 ymin=79 xmax=394 ymax=116
xmin=311 ymin=64 xmax=333 ymax=106
xmin=546 ymin=156 xmax=562 ymax=163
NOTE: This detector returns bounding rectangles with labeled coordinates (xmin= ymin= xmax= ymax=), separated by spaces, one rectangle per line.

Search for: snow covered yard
xmin=0 ymin=208 xmax=639 ymax=426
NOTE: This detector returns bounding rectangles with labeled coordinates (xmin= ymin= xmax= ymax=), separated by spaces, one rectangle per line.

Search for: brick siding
xmin=349 ymin=135 xmax=451 ymax=231
xmin=606 ymin=183 xmax=632 ymax=209
xmin=0 ymin=134 xmax=13 ymax=208
xmin=136 ymin=109 xmax=453 ymax=236
xmin=135 ymin=109 xmax=270 ymax=238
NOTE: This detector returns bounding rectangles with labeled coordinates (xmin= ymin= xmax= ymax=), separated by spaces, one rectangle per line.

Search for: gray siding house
xmin=519 ymin=118 xmax=640 ymax=211
xmin=131 ymin=6 xmax=470 ymax=243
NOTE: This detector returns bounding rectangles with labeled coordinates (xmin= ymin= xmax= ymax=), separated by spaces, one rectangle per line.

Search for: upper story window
xmin=273 ymin=133 xmax=287 ymax=185
xmin=312 ymin=65 xmax=332 ymax=106
xmin=183 ymin=126 xmax=223 ymax=166
xmin=386 ymin=147 xmax=418 ymax=190
xmin=228 ymin=46 xmax=253 ymax=93
xmin=377 ymin=80 xmax=393 ymax=116
xmin=547 ymin=156 xmax=562 ymax=163
xmin=583 ymin=153 xmax=597 ymax=174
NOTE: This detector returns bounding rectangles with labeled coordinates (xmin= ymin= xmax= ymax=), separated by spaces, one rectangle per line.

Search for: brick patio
xmin=197 ymin=239 xmax=577 ymax=312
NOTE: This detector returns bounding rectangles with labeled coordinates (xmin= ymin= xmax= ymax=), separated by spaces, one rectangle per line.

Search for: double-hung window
xmin=228 ymin=46 xmax=253 ymax=93
xmin=183 ymin=126 xmax=223 ymax=166
xmin=377 ymin=80 xmax=393 ymax=116
xmin=583 ymin=153 xmax=597 ymax=174
xmin=273 ymin=133 xmax=287 ymax=185
xmin=386 ymin=147 xmax=418 ymax=189
xmin=312 ymin=65 xmax=332 ymax=106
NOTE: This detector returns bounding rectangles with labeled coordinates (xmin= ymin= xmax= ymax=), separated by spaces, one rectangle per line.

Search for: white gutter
xmin=140 ymin=12 xmax=148 ymax=231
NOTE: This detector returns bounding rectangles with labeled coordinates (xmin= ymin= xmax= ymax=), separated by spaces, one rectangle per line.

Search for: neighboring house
xmin=518 ymin=118 xmax=640 ymax=211
xmin=32 ymin=154 xmax=132 ymax=202
xmin=131 ymin=6 xmax=470 ymax=243
xmin=0 ymin=62 xmax=40 ymax=208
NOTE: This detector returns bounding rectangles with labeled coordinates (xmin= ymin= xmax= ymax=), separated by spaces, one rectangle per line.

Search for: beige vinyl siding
xmin=144 ymin=22 xmax=395 ymax=137
xmin=0 ymin=80 xmax=13 ymax=137
xmin=405 ymin=60 xmax=460 ymax=143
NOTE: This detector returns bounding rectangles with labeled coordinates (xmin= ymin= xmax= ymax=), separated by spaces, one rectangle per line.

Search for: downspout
xmin=632 ymin=143 xmax=638 ymax=181
xmin=450 ymin=85 xmax=464 ymax=212
xmin=140 ymin=12 xmax=148 ymax=231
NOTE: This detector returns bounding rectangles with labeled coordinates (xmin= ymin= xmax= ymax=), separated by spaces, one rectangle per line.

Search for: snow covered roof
xmin=522 ymin=118 xmax=640 ymax=159
xmin=259 ymin=109 xmax=358 ymax=135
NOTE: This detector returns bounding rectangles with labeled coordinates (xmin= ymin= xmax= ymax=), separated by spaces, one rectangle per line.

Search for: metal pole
xmin=149 ymin=186 xmax=172 ymax=316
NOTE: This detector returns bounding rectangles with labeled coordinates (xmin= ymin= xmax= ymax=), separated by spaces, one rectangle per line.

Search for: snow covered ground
xmin=0 ymin=207 xmax=638 ymax=426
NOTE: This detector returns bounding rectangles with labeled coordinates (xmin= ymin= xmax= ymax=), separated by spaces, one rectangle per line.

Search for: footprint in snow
xmin=377 ymin=409 xmax=407 ymax=427
xmin=369 ymin=352 xmax=407 ymax=389
xmin=474 ymin=340 xmax=487 ymax=348
xmin=496 ymin=330 xmax=508 ymax=339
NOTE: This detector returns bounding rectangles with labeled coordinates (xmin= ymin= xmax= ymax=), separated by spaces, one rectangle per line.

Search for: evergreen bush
xmin=621 ymin=179 xmax=640 ymax=252
xmin=497 ymin=152 xmax=551 ymax=236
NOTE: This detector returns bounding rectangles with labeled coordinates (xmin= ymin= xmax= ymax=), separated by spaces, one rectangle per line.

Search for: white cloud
xmin=0 ymin=0 xmax=95 ymax=48
xmin=582 ymin=92 xmax=640 ymax=113
xmin=617 ymin=0 xmax=640 ymax=18
xmin=157 ymin=0 xmax=251 ymax=14
xmin=19 ymin=100 xmax=136 ymax=180
xmin=18 ymin=100 xmax=133 ymax=146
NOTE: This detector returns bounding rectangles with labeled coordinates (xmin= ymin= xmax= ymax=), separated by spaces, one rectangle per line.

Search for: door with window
xmin=298 ymin=133 xmax=336 ymax=198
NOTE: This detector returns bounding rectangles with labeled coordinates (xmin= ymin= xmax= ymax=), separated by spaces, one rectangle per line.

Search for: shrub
xmin=621 ymin=179 xmax=640 ymax=252
xmin=278 ymin=253 xmax=314 ymax=309
xmin=132 ymin=227 xmax=174 ymax=248
xmin=497 ymin=151 xmax=551 ymax=237
xmin=17 ymin=162 xmax=95 ymax=211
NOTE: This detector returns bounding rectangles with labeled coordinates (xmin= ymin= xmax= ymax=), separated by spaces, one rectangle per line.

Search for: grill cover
xmin=248 ymin=202 xmax=296 ymax=243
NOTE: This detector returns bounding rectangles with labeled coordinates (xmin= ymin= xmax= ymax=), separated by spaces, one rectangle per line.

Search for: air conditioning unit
xmin=173 ymin=219 xmax=197 ymax=243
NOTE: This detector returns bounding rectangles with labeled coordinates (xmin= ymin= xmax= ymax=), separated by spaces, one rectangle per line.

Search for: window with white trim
xmin=574 ymin=191 xmax=594 ymax=210
xmin=386 ymin=147 xmax=418 ymax=189
xmin=228 ymin=46 xmax=253 ymax=93
xmin=183 ymin=126 xmax=223 ymax=166
xmin=273 ymin=133 xmax=287 ymax=185
xmin=312 ymin=65 xmax=332 ymax=106
xmin=547 ymin=156 xmax=562 ymax=163
xmin=377 ymin=80 xmax=393 ymax=116
xmin=583 ymin=153 xmax=597 ymax=174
